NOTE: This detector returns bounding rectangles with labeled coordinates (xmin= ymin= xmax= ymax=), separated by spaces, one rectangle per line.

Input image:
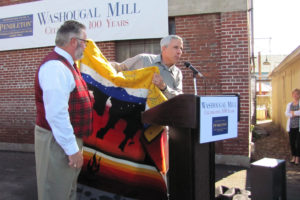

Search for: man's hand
xmin=68 ymin=151 xmax=83 ymax=169
xmin=152 ymin=73 xmax=166 ymax=91
xmin=110 ymin=62 xmax=128 ymax=72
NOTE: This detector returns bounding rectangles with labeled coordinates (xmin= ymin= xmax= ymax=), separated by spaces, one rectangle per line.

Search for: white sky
xmin=254 ymin=0 xmax=300 ymax=55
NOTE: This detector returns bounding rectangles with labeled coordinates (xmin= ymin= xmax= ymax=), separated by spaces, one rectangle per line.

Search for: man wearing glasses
xmin=34 ymin=20 xmax=93 ymax=200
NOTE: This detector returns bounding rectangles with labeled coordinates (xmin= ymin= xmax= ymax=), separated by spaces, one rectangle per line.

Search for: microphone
xmin=184 ymin=62 xmax=204 ymax=77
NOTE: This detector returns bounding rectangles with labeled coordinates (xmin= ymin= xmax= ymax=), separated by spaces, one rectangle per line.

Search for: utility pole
xmin=258 ymin=52 xmax=262 ymax=95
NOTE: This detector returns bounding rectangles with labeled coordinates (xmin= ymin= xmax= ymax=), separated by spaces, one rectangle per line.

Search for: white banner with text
xmin=199 ymin=96 xmax=238 ymax=143
xmin=0 ymin=0 xmax=168 ymax=51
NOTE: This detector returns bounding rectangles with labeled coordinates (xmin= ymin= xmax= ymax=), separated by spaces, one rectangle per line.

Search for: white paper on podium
xmin=199 ymin=96 xmax=238 ymax=143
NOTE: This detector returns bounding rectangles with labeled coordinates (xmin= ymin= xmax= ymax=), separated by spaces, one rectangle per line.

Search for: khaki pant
xmin=34 ymin=125 xmax=83 ymax=200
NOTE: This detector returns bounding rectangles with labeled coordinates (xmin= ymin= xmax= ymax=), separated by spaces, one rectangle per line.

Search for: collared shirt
xmin=121 ymin=53 xmax=183 ymax=99
xmin=38 ymin=47 xmax=79 ymax=155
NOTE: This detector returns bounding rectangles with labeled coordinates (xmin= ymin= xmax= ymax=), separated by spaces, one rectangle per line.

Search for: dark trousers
xmin=289 ymin=128 xmax=300 ymax=156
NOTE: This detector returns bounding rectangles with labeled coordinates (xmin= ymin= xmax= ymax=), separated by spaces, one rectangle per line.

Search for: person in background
xmin=112 ymin=35 xmax=184 ymax=99
xmin=285 ymin=88 xmax=300 ymax=165
xmin=34 ymin=20 xmax=93 ymax=200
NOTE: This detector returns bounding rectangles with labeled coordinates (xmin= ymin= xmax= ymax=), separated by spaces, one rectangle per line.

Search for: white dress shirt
xmin=38 ymin=47 xmax=79 ymax=155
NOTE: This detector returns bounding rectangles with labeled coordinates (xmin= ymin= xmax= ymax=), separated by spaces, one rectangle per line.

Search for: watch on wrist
xmin=161 ymin=85 xmax=167 ymax=92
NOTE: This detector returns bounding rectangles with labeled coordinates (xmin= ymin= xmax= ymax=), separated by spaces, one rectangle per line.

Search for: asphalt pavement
xmin=0 ymin=150 xmax=300 ymax=200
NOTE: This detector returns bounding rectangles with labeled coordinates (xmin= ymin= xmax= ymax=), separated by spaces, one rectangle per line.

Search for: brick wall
xmin=0 ymin=1 xmax=250 ymax=158
xmin=218 ymin=12 xmax=250 ymax=156
xmin=176 ymin=14 xmax=221 ymax=95
xmin=176 ymin=12 xmax=250 ymax=156
xmin=0 ymin=43 xmax=115 ymax=144
xmin=96 ymin=42 xmax=116 ymax=61
xmin=0 ymin=47 xmax=50 ymax=143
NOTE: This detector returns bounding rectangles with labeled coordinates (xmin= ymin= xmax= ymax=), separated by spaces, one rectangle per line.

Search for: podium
xmin=142 ymin=94 xmax=215 ymax=200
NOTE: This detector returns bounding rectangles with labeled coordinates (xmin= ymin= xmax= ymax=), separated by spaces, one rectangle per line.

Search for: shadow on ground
xmin=1 ymin=121 xmax=300 ymax=199
xmin=215 ymin=121 xmax=300 ymax=200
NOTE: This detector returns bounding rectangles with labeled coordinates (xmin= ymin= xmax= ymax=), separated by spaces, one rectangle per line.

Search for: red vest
xmin=35 ymin=51 xmax=93 ymax=137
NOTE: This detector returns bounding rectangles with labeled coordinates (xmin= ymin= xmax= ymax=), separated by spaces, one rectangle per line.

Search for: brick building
xmin=0 ymin=0 xmax=251 ymax=166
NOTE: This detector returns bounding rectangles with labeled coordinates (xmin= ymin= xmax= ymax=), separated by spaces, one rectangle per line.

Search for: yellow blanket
xmin=78 ymin=39 xmax=167 ymax=108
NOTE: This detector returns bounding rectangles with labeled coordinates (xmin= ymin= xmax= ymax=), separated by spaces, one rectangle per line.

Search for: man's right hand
xmin=68 ymin=151 xmax=83 ymax=169
xmin=110 ymin=62 xmax=128 ymax=72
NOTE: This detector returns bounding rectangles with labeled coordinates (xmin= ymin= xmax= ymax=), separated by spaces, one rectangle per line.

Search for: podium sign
xmin=199 ymin=96 xmax=238 ymax=143
xmin=142 ymin=94 xmax=238 ymax=199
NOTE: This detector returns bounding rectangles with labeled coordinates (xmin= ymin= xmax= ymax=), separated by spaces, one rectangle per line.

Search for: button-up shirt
xmin=38 ymin=47 xmax=79 ymax=155
xmin=121 ymin=53 xmax=183 ymax=99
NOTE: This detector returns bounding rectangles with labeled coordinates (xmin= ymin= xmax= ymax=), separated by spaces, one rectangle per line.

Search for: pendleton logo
xmin=0 ymin=15 xmax=33 ymax=39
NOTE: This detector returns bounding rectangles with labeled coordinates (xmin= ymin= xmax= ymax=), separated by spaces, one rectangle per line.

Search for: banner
xmin=0 ymin=0 xmax=168 ymax=51
xmin=77 ymin=40 xmax=169 ymax=199
xmin=199 ymin=96 xmax=238 ymax=143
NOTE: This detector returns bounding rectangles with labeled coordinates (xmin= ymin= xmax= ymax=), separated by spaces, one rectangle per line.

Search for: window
xmin=115 ymin=39 xmax=160 ymax=62
xmin=115 ymin=18 xmax=176 ymax=62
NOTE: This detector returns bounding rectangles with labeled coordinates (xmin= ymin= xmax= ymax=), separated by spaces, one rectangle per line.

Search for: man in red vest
xmin=34 ymin=20 xmax=93 ymax=200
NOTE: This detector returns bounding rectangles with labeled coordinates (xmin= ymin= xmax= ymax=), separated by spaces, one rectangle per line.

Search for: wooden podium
xmin=142 ymin=94 xmax=215 ymax=200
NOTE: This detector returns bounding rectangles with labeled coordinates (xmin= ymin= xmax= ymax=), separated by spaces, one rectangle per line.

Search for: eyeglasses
xmin=75 ymin=38 xmax=89 ymax=44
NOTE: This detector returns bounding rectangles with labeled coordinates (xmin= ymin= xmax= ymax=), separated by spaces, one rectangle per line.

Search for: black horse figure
xmin=88 ymin=84 xmax=145 ymax=152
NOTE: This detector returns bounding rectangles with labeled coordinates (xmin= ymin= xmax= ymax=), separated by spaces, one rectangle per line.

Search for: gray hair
xmin=160 ymin=35 xmax=183 ymax=50
xmin=55 ymin=20 xmax=86 ymax=47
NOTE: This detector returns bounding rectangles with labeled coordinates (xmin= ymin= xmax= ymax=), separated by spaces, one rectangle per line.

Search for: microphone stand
xmin=184 ymin=62 xmax=203 ymax=96
xmin=193 ymin=71 xmax=198 ymax=95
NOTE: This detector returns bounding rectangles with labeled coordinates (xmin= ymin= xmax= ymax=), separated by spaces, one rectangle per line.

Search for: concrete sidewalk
xmin=0 ymin=151 xmax=300 ymax=200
